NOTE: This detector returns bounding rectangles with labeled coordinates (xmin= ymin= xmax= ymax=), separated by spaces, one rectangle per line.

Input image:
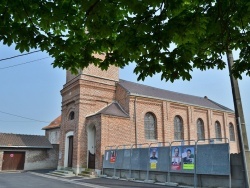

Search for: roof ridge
xmin=94 ymin=102 xmax=114 ymax=115
xmin=0 ymin=132 xmax=44 ymax=136
xmin=113 ymin=101 xmax=129 ymax=116
xmin=86 ymin=101 xmax=129 ymax=118
xmin=42 ymin=115 xmax=61 ymax=130
xmin=206 ymin=98 xmax=234 ymax=112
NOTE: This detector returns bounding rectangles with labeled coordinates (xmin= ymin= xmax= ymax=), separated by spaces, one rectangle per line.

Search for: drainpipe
xmin=162 ymin=102 xmax=165 ymax=144
xmin=134 ymin=97 xmax=138 ymax=146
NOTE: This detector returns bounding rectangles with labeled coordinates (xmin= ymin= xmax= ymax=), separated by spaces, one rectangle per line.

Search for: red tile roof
xmin=42 ymin=116 xmax=61 ymax=130
xmin=0 ymin=133 xmax=52 ymax=148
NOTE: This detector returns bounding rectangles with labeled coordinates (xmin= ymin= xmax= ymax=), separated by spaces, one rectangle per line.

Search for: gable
xmin=86 ymin=101 xmax=129 ymax=118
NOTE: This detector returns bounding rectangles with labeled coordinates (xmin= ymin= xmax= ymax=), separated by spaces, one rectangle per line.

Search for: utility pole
xmin=227 ymin=51 xmax=250 ymax=188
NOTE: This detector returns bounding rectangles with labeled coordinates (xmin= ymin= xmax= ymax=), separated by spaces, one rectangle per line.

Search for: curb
xmin=28 ymin=171 xmax=109 ymax=188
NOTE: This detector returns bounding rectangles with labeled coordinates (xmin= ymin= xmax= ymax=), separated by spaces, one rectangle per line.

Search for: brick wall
xmin=82 ymin=64 xmax=119 ymax=82
xmin=115 ymin=84 xmax=130 ymax=113
xmin=59 ymin=64 xmax=239 ymax=172
xmin=59 ymin=65 xmax=119 ymax=171
xmin=85 ymin=115 xmax=102 ymax=169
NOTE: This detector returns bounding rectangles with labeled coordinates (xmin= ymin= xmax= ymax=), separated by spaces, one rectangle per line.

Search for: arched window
xmin=197 ymin=118 xmax=205 ymax=140
xmin=215 ymin=121 xmax=222 ymax=141
xmin=229 ymin=123 xmax=235 ymax=141
xmin=174 ymin=116 xmax=184 ymax=140
xmin=144 ymin=112 xmax=157 ymax=140
xmin=68 ymin=111 xmax=75 ymax=120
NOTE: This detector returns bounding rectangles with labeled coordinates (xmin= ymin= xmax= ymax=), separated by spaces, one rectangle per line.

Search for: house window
xmin=215 ymin=121 xmax=222 ymax=141
xmin=174 ymin=116 xmax=184 ymax=140
xmin=144 ymin=112 xmax=157 ymax=140
xmin=197 ymin=118 xmax=205 ymax=140
xmin=68 ymin=111 xmax=75 ymax=120
xmin=229 ymin=123 xmax=235 ymax=141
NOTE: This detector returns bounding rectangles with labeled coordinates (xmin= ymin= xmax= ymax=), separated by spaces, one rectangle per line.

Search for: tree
xmin=1 ymin=0 xmax=250 ymax=82
xmin=2 ymin=1 xmax=250 ymax=186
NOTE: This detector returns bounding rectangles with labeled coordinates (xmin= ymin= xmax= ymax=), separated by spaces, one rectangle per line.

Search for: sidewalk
xmin=27 ymin=169 xmax=195 ymax=188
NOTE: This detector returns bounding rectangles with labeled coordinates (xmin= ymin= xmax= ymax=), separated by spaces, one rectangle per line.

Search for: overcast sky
xmin=0 ymin=43 xmax=249 ymax=144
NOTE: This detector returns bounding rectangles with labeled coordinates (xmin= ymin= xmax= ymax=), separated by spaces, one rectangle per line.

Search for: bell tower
xmin=58 ymin=56 xmax=119 ymax=173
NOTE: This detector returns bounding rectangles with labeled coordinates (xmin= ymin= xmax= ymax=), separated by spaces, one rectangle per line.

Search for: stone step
xmin=54 ymin=170 xmax=74 ymax=175
xmin=47 ymin=172 xmax=75 ymax=177
xmin=62 ymin=167 xmax=74 ymax=172
xmin=79 ymin=169 xmax=97 ymax=178
xmin=47 ymin=169 xmax=75 ymax=177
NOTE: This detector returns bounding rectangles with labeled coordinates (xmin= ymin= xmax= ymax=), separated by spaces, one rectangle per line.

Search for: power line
xmin=0 ymin=57 xmax=50 ymax=70
xmin=0 ymin=110 xmax=50 ymax=123
xmin=0 ymin=50 xmax=42 ymax=62
xmin=0 ymin=120 xmax=44 ymax=123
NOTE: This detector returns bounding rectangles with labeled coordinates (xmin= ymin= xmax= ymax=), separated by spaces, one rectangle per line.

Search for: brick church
xmin=48 ymin=58 xmax=238 ymax=174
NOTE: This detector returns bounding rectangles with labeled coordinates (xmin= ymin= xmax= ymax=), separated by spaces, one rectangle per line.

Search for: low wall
xmin=24 ymin=144 xmax=59 ymax=170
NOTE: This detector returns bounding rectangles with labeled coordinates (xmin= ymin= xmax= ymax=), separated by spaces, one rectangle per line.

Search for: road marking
xmin=28 ymin=172 xmax=110 ymax=188
xmin=69 ymin=178 xmax=85 ymax=181
xmin=0 ymin=171 xmax=22 ymax=174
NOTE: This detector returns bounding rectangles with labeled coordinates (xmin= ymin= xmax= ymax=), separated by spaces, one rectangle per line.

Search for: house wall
xmin=126 ymin=95 xmax=238 ymax=153
xmin=0 ymin=145 xmax=59 ymax=171
xmin=45 ymin=128 xmax=60 ymax=144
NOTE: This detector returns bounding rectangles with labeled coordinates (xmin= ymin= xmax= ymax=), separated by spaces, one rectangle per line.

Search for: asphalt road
xmin=0 ymin=171 xmax=172 ymax=188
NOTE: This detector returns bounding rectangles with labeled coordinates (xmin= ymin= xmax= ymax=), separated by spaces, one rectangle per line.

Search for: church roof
xmin=42 ymin=116 xmax=61 ymax=130
xmin=89 ymin=102 xmax=129 ymax=118
xmin=119 ymin=79 xmax=233 ymax=112
xmin=0 ymin=133 xmax=53 ymax=148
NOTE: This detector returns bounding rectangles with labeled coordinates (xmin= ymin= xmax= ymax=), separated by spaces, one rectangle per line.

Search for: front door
xmin=68 ymin=136 xmax=73 ymax=167
xmin=88 ymin=151 xmax=95 ymax=169
xmin=2 ymin=151 xmax=25 ymax=170
xmin=87 ymin=124 xmax=96 ymax=169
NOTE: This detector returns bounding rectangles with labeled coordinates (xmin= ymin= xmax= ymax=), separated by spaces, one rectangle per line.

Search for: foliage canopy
xmin=1 ymin=0 xmax=250 ymax=81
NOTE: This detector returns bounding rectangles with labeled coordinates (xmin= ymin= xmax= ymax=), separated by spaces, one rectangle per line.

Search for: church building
xmin=55 ymin=60 xmax=238 ymax=174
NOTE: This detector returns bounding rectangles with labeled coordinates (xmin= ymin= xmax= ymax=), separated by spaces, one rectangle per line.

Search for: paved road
xmin=0 ymin=171 xmax=172 ymax=188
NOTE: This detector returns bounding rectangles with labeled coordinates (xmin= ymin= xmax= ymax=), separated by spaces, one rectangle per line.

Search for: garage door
xmin=2 ymin=151 xmax=25 ymax=170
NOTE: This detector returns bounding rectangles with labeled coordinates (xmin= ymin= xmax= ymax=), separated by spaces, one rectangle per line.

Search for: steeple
xmin=66 ymin=54 xmax=119 ymax=84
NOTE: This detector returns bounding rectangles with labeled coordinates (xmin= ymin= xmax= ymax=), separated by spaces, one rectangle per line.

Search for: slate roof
xmin=119 ymin=79 xmax=233 ymax=112
xmin=0 ymin=133 xmax=53 ymax=148
xmin=87 ymin=101 xmax=129 ymax=118
xmin=42 ymin=116 xmax=61 ymax=130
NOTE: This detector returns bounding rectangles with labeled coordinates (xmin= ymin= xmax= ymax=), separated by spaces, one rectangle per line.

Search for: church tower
xmin=58 ymin=55 xmax=119 ymax=174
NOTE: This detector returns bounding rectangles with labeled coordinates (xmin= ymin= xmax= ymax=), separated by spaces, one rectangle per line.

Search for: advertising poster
xmin=110 ymin=150 xmax=116 ymax=163
xmin=171 ymin=146 xmax=181 ymax=170
xmin=182 ymin=147 xmax=195 ymax=170
xmin=105 ymin=151 xmax=109 ymax=161
xmin=149 ymin=148 xmax=158 ymax=169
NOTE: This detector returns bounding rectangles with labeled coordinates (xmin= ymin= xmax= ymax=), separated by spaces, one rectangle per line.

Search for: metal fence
xmin=103 ymin=138 xmax=230 ymax=187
